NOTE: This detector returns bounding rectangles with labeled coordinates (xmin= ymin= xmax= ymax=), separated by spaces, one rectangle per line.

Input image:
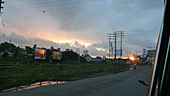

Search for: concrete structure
xmin=147 ymin=50 xmax=156 ymax=62
xmin=141 ymin=49 xmax=147 ymax=58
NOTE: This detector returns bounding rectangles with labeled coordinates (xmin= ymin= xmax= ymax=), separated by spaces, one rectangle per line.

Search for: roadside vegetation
xmin=0 ymin=60 xmax=127 ymax=92
xmin=0 ymin=42 xmax=151 ymax=92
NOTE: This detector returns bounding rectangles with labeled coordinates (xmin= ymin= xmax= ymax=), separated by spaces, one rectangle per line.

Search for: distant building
xmin=147 ymin=50 xmax=156 ymax=57
xmin=139 ymin=56 xmax=147 ymax=62
xmin=83 ymin=50 xmax=88 ymax=55
xmin=85 ymin=56 xmax=92 ymax=61
xmin=137 ymin=49 xmax=156 ymax=62
xmin=103 ymin=56 xmax=106 ymax=60
xmin=147 ymin=50 xmax=156 ymax=62
xmin=141 ymin=49 xmax=147 ymax=58
xmin=96 ymin=56 xmax=101 ymax=62
xmin=126 ymin=60 xmax=131 ymax=64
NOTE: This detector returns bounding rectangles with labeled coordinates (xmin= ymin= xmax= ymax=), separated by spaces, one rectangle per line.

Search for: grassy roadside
xmin=0 ymin=60 xmax=127 ymax=92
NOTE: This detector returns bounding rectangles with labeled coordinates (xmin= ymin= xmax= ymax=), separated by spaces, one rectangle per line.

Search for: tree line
xmin=0 ymin=42 xmax=86 ymax=62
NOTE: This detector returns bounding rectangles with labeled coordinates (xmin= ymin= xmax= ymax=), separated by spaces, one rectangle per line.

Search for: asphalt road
xmin=0 ymin=66 xmax=151 ymax=96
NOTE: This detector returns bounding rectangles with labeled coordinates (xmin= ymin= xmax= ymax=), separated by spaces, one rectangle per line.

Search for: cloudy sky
xmin=0 ymin=0 xmax=164 ymax=56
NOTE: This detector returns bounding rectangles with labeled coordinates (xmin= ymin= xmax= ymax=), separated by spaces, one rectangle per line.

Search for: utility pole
xmin=111 ymin=41 xmax=113 ymax=58
xmin=107 ymin=33 xmax=112 ymax=59
xmin=0 ymin=0 xmax=4 ymax=13
xmin=108 ymin=31 xmax=124 ymax=60
xmin=113 ymin=32 xmax=117 ymax=60
xmin=114 ymin=31 xmax=124 ymax=59
xmin=120 ymin=31 xmax=124 ymax=59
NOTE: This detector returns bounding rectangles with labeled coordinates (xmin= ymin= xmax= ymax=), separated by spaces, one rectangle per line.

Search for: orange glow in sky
xmin=52 ymin=39 xmax=92 ymax=47
xmin=129 ymin=56 xmax=135 ymax=61
xmin=6 ymin=28 xmax=95 ymax=48
xmin=96 ymin=48 xmax=106 ymax=51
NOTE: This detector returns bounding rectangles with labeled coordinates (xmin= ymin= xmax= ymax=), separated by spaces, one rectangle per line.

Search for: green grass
xmin=0 ymin=60 xmax=127 ymax=91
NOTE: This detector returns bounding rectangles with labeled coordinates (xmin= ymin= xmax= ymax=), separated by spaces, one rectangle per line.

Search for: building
xmin=85 ymin=56 xmax=92 ymax=61
xmin=141 ymin=49 xmax=147 ymax=58
xmin=147 ymin=50 xmax=156 ymax=62
xmin=83 ymin=50 xmax=88 ymax=56
xmin=96 ymin=56 xmax=102 ymax=62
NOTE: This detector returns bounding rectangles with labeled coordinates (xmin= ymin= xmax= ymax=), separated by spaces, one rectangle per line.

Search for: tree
xmin=46 ymin=49 xmax=52 ymax=61
xmin=25 ymin=46 xmax=33 ymax=55
xmin=0 ymin=42 xmax=16 ymax=58
xmin=0 ymin=42 xmax=16 ymax=52
xmin=62 ymin=49 xmax=79 ymax=61
xmin=33 ymin=44 xmax=36 ymax=49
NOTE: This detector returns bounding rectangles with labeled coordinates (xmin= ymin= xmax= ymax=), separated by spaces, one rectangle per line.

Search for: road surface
xmin=0 ymin=66 xmax=151 ymax=96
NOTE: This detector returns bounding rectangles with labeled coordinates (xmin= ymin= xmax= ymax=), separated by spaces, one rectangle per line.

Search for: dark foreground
xmin=0 ymin=66 xmax=151 ymax=96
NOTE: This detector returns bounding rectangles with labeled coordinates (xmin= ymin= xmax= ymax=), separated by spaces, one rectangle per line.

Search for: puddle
xmin=1 ymin=81 xmax=67 ymax=93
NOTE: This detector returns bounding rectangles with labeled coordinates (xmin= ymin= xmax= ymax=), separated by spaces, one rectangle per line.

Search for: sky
xmin=0 ymin=0 xmax=164 ymax=57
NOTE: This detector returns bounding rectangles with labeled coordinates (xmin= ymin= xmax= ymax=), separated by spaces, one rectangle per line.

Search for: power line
xmin=108 ymin=31 xmax=125 ymax=59
xmin=6 ymin=0 xmax=161 ymax=6
xmin=4 ymin=0 xmax=162 ymax=10
xmin=107 ymin=32 xmax=118 ymax=59
xmin=116 ymin=31 xmax=125 ymax=58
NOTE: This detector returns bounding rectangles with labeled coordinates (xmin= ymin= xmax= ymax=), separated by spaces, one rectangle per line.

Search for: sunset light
xmin=52 ymin=40 xmax=92 ymax=47
xmin=96 ymin=48 xmax=106 ymax=52
xmin=129 ymin=56 xmax=135 ymax=61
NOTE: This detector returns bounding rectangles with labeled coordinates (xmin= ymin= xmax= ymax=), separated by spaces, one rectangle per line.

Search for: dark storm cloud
xmin=1 ymin=0 xmax=164 ymax=56
xmin=0 ymin=32 xmax=107 ymax=55
xmin=0 ymin=32 xmax=75 ymax=50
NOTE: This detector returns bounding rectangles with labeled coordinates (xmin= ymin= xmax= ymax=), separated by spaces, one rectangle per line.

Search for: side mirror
xmin=138 ymin=80 xmax=148 ymax=87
